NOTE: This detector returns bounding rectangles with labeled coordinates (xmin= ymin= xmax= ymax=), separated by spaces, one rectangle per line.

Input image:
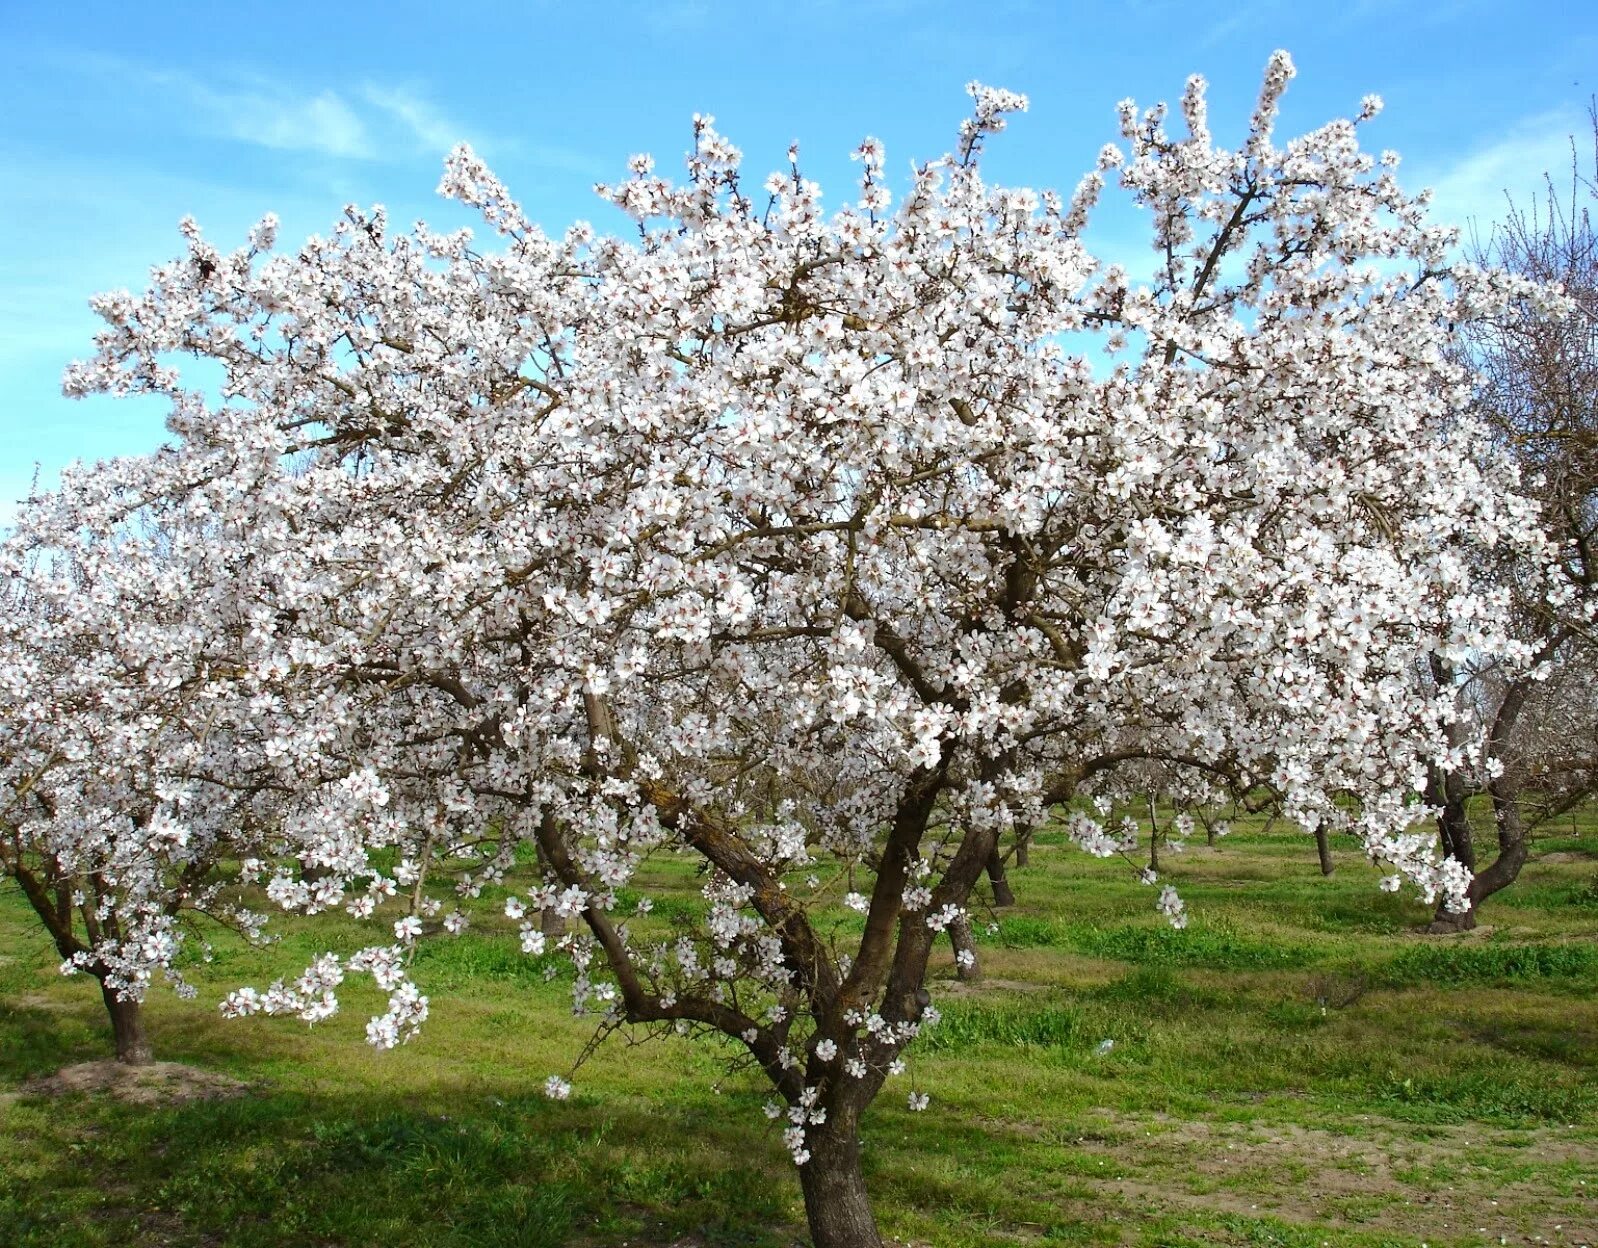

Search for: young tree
xmin=54 ymin=54 xmax=1553 ymax=1245
xmin=1422 ymin=115 xmax=1598 ymax=931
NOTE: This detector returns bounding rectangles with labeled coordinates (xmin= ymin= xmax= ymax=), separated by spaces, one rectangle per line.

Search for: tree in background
xmin=37 ymin=54 xmax=1556 ymax=1246
xmin=0 ymin=481 xmax=291 ymax=1062
xmin=1423 ymin=110 xmax=1598 ymax=931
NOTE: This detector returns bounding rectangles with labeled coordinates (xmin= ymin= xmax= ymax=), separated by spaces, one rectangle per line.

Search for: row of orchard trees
xmin=1 ymin=55 xmax=1590 ymax=1248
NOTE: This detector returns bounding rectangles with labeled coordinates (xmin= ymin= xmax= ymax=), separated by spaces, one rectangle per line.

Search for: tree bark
xmin=1424 ymin=662 xmax=1539 ymax=933
xmin=1426 ymin=782 xmax=1530 ymax=931
xmin=100 ymin=983 xmax=152 ymax=1065
xmin=798 ymin=1117 xmax=882 ymax=1248
xmin=1425 ymin=904 xmax=1478 ymax=934
xmin=1313 ymin=826 xmax=1335 ymax=876
xmin=949 ymin=911 xmax=980 ymax=982
xmin=985 ymin=848 xmax=1014 ymax=908
xmin=530 ymin=838 xmax=570 ymax=941
xmin=1013 ymin=825 xmax=1031 ymax=868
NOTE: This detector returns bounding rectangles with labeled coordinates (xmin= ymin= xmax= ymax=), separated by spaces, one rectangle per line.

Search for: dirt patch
xmin=1405 ymin=923 xmax=1500 ymax=939
xmin=570 ymin=1239 xmax=708 ymax=1248
xmin=10 ymin=992 xmax=77 ymax=1013
xmin=1063 ymin=1110 xmax=1598 ymax=1241
xmin=21 ymin=1060 xmax=249 ymax=1106
xmin=1542 ymin=850 xmax=1598 ymax=864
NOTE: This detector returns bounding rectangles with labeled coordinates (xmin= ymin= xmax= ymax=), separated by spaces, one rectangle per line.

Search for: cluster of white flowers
xmin=1157 ymin=886 xmax=1188 ymax=930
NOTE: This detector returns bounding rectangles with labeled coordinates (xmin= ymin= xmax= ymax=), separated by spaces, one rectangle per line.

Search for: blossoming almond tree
xmin=50 ymin=53 xmax=1557 ymax=1245
xmin=0 ymin=474 xmax=296 ymax=1063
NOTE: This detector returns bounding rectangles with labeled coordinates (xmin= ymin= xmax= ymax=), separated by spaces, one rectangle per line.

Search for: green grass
xmin=3 ymin=807 xmax=1598 ymax=1246
xmin=993 ymin=911 xmax=1321 ymax=966
xmin=1381 ymin=940 xmax=1598 ymax=986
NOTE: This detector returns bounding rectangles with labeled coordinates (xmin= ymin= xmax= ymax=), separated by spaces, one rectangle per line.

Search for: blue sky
xmin=4 ymin=0 xmax=1596 ymax=522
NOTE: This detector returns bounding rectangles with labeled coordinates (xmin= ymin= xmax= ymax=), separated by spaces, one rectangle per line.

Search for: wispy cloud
xmin=360 ymin=84 xmax=468 ymax=154
xmin=1418 ymin=107 xmax=1589 ymax=235
xmin=198 ymin=80 xmax=370 ymax=158
xmin=121 ymin=62 xmax=375 ymax=158
xmin=54 ymin=51 xmax=498 ymax=162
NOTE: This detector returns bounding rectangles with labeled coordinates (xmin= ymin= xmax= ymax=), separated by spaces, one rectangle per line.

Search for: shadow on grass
xmin=0 ymin=989 xmax=795 ymax=1248
xmin=2 ymin=1078 xmax=797 ymax=1248
xmin=0 ymin=997 xmax=117 ymax=1084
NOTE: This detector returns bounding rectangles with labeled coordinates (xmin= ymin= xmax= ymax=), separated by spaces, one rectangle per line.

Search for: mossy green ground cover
xmin=3 ymin=813 xmax=1596 ymax=1247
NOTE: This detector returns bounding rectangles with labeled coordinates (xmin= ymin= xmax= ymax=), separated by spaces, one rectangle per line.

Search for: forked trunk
xmin=798 ymin=1118 xmax=882 ymax=1248
xmin=1426 ymin=779 xmax=1528 ymax=934
xmin=101 ymin=983 xmax=152 ymax=1065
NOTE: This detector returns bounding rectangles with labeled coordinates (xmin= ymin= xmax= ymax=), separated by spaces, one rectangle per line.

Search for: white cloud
xmin=224 ymin=86 xmax=371 ymax=158
xmin=131 ymin=65 xmax=374 ymax=159
xmin=1417 ymin=107 xmax=1589 ymax=238
xmin=44 ymin=50 xmax=617 ymax=173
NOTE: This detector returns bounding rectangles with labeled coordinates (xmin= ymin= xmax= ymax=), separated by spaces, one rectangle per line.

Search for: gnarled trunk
xmin=1429 ymin=781 xmax=1529 ymax=931
xmin=1423 ymin=662 xmax=1536 ymax=933
xmin=100 ymin=983 xmax=152 ymax=1065
xmin=798 ymin=1117 xmax=881 ymax=1248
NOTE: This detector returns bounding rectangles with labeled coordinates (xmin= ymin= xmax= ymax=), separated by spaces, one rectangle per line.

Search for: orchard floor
xmin=3 ymin=814 xmax=1598 ymax=1248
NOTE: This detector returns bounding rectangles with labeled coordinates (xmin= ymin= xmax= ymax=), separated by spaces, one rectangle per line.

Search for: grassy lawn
xmin=3 ymin=812 xmax=1596 ymax=1247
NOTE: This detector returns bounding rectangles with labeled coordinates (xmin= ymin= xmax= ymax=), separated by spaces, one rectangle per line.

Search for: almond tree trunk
xmin=540 ymin=905 xmax=568 ymax=940
xmin=100 ymin=982 xmax=153 ymax=1065
xmin=1429 ymin=781 xmax=1529 ymax=932
xmin=1426 ymin=780 xmax=1481 ymax=931
xmin=1425 ymin=677 xmax=1534 ymax=934
xmin=1313 ymin=826 xmax=1335 ymax=876
xmin=533 ymin=839 xmax=570 ymax=940
xmin=985 ymin=847 xmax=1014 ymax=907
xmin=949 ymin=911 xmax=980 ymax=982
xmin=798 ymin=1115 xmax=882 ymax=1248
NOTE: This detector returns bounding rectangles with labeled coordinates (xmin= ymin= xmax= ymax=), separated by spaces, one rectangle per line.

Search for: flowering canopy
xmin=1 ymin=54 xmax=1558 ymax=1211
xmin=0 ymin=478 xmax=283 ymax=1025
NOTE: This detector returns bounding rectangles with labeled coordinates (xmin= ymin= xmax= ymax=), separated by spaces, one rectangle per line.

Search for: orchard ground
xmin=2 ymin=810 xmax=1596 ymax=1248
